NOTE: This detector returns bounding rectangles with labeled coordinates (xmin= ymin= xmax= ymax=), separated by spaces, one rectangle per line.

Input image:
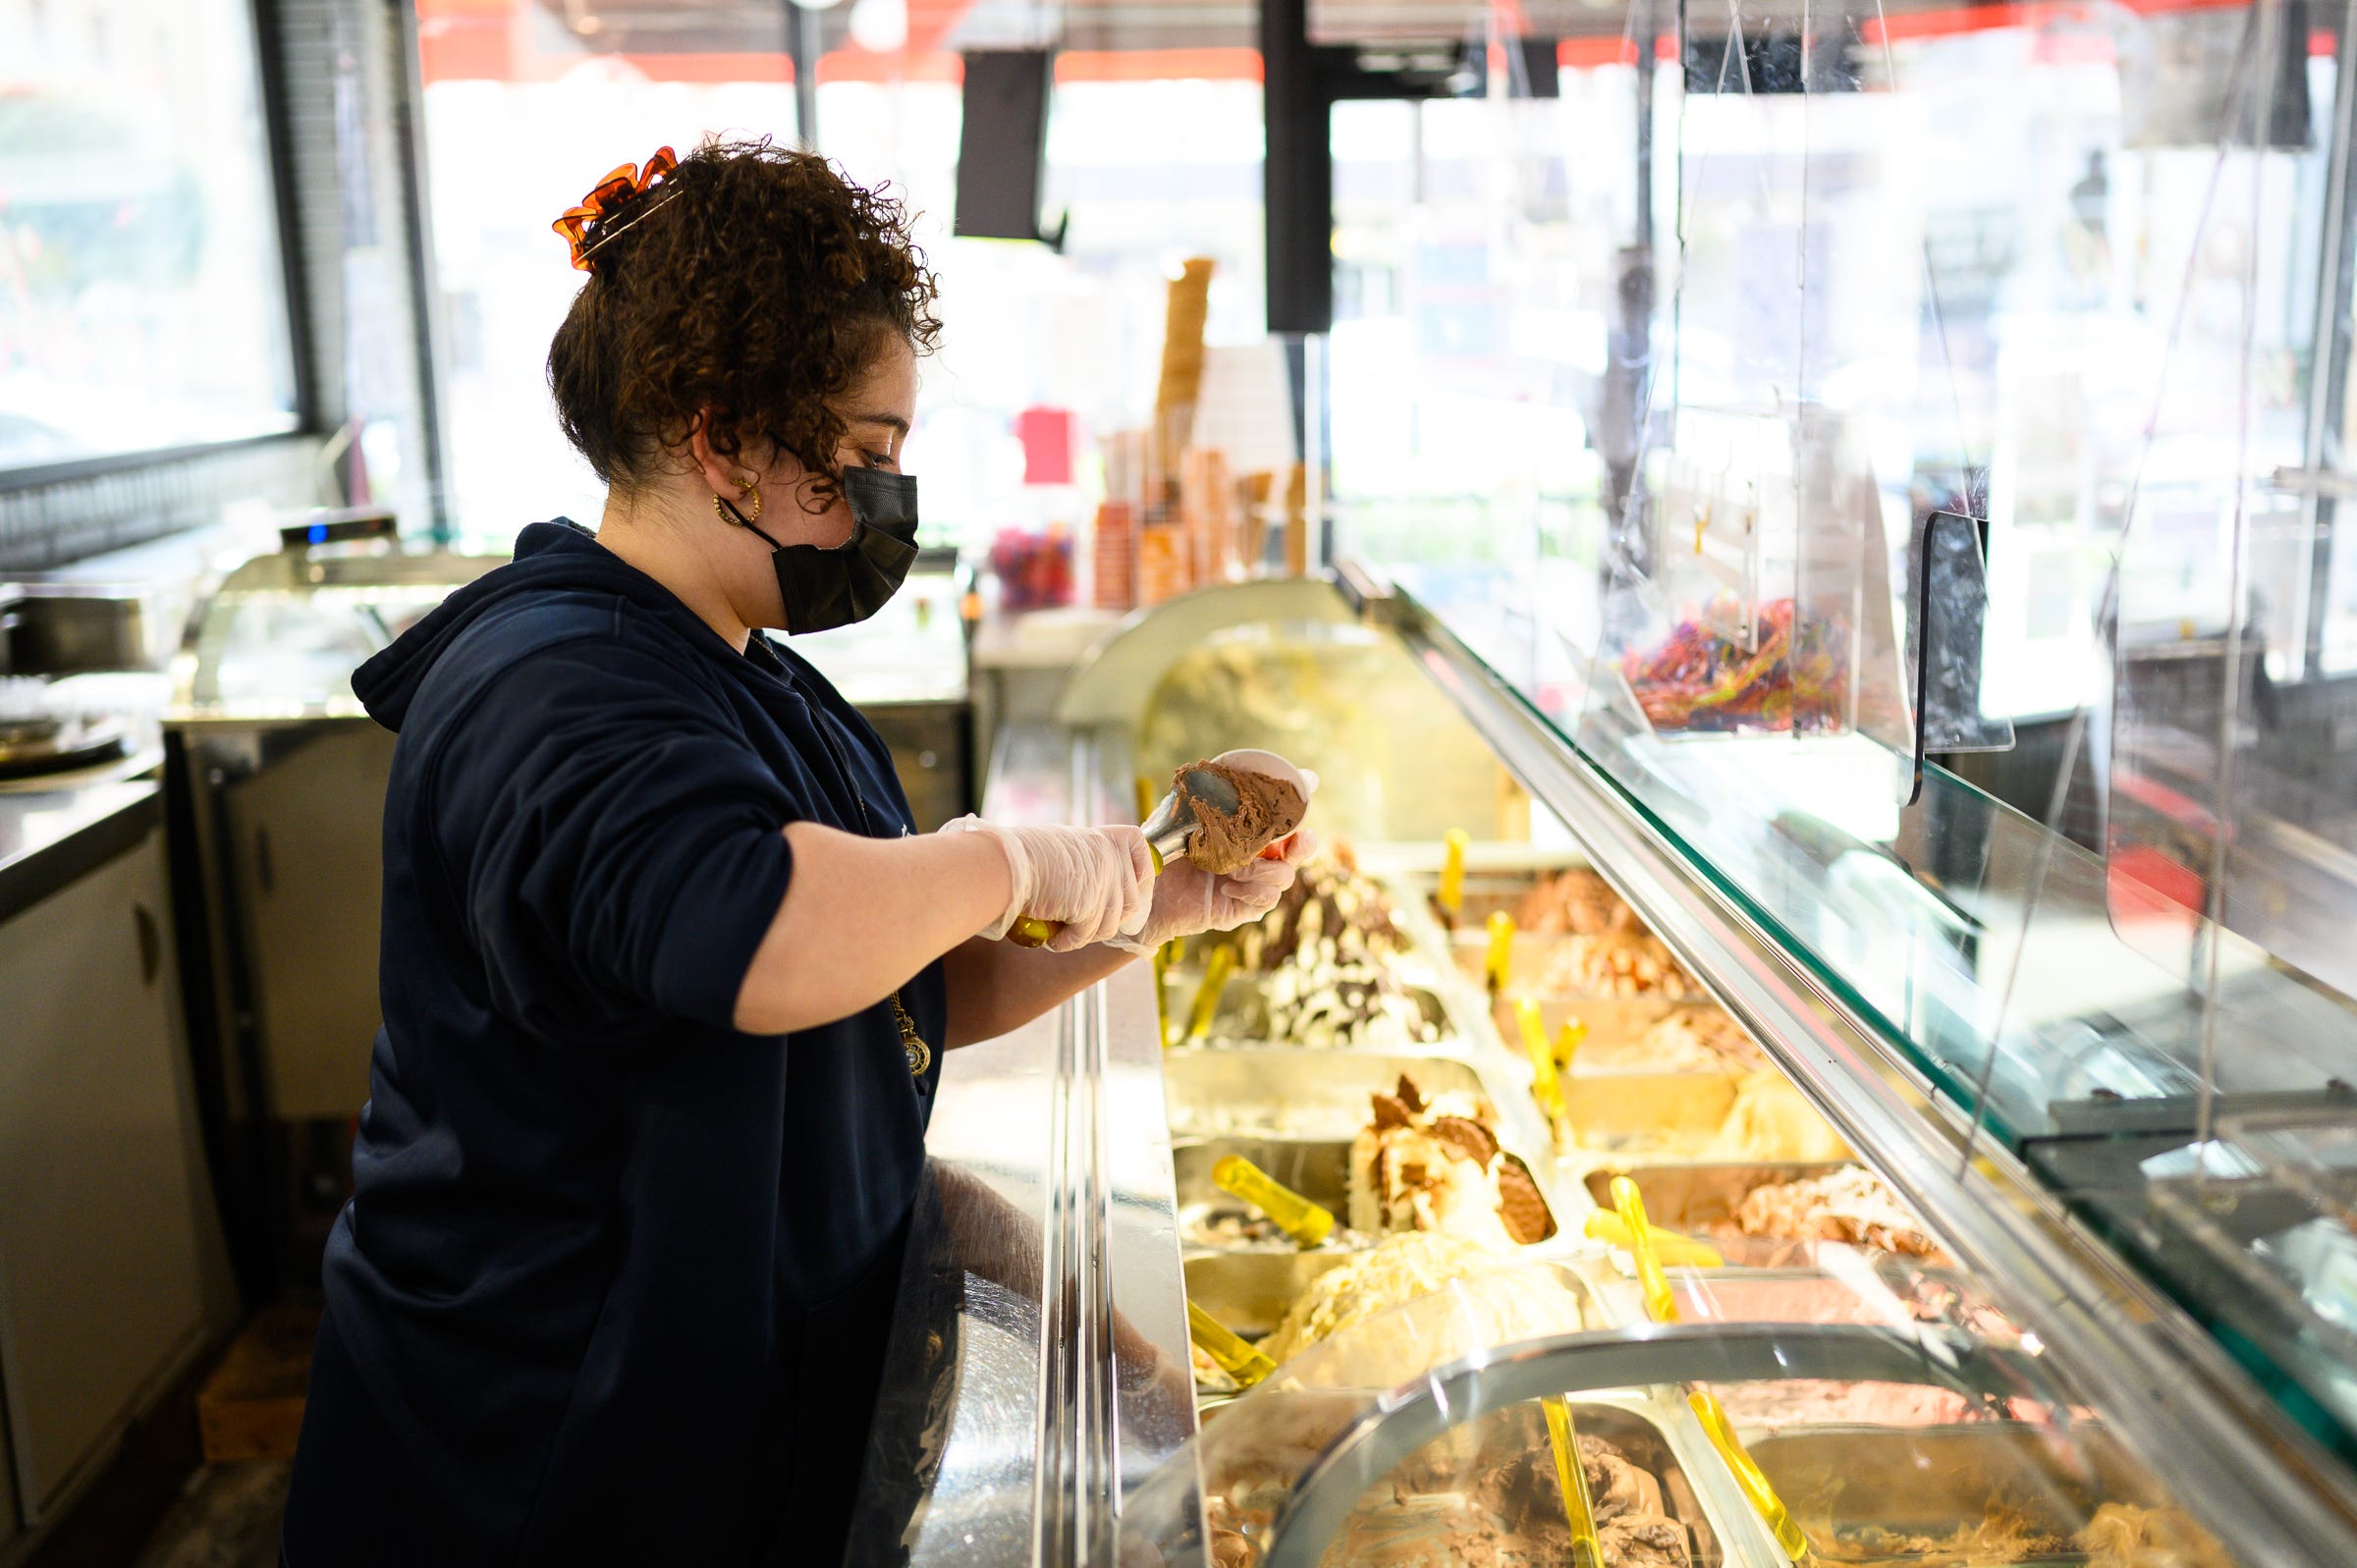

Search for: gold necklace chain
xmin=890 ymin=991 xmax=930 ymax=1076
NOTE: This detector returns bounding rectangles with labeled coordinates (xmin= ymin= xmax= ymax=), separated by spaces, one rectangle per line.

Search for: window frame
xmin=0 ymin=0 xmax=321 ymax=495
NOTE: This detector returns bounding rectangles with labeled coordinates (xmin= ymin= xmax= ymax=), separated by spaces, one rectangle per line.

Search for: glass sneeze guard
xmin=1337 ymin=0 xmax=2357 ymax=1487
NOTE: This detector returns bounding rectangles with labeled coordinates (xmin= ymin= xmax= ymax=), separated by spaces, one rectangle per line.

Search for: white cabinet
xmin=0 ymin=827 xmax=210 ymax=1521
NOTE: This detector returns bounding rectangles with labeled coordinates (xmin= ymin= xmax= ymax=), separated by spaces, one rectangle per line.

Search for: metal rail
xmin=1030 ymin=731 xmax=1124 ymax=1568
xmin=1396 ymin=606 xmax=2357 ymax=1565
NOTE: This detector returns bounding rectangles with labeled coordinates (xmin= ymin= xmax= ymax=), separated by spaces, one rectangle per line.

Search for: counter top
xmin=971 ymin=608 xmax=1124 ymax=672
xmin=0 ymin=776 xmax=162 ymax=924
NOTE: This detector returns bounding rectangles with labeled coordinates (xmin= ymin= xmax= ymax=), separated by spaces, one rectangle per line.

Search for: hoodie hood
xmin=354 ymin=521 xmax=742 ymax=732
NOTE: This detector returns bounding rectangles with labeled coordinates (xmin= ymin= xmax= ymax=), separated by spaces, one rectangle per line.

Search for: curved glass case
xmin=1129 ymin=1302 xmax=2237 ymax=1568
xmin=1318 ymin=0 xmax=2357 ymax=1475
xmin=851 ymin=574 xmax=2357 ymax=1566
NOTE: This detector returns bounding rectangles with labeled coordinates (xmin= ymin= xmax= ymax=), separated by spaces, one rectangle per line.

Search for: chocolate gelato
xmin=1178 ymin=756 xmax=1308 ymax=875
xmin=1351 ymin=1425 xmax=1692 ymax=1568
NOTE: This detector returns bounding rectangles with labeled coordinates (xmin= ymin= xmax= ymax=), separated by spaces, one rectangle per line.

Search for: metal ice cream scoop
xmin=1008 ymin=748 xmax=1310 ymax=949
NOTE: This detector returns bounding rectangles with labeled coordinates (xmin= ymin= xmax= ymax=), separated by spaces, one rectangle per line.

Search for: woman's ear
xmin=685 ymin=411 xmax=743 ymax=500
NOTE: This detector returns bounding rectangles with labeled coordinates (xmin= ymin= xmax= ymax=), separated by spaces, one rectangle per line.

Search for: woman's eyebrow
xmin=850 ymin=410 xmax=910 ymax=436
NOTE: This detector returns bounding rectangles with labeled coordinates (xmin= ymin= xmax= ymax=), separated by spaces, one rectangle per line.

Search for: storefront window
xmin=0 ymin=0 xmax=301 ymax=474
xmin=413 ymin=0 xmax=1263 ymax=551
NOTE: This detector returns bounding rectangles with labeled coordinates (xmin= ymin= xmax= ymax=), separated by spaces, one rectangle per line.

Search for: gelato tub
xmin=1176 ymin=1136 xmax=1352 ymax=1254
xmin=1582 ymin=1162 xmax=1944 ymax=1267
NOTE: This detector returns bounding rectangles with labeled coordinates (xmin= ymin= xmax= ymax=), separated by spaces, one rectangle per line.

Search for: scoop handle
xmin=1438 ymin=828 xmax=1470 ymax=917
xmin=1007 ymin=839 xmax=1170 ymax=948
xmin=1515 ymin=998 xmax=1567 ymax=1126
xmin=1583 ymin=1211 xmax=1724 ymax=1269
xmin=1542 ymin=1396 xmax=1606 ymax=1568
xmin=1612 ymin=1174 xmax=1678 ymax=1326
xmin=1186 ymin=1301 xmax=1277 ymax=1387
xmin=1213 ymin=1154 xmax=1336 ymax=1245
xmin=1184 ymin=946 xmax=1235 ymax=1043
xmin=1690 ymin=1388 xmax=1812 ymax=1561
xmin=1483 ymin=910 xmax=1515 ymax=995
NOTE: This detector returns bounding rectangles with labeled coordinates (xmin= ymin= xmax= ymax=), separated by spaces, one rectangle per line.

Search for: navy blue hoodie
xmin=282 ymin=521 xmax=945 ymax=1567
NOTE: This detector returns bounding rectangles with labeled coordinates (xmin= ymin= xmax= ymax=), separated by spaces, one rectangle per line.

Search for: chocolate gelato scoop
xmin=1169 ymin=754 xmax=1309 ymax=875
xmin=1006 ymin=747 xmax=1310 ymax=948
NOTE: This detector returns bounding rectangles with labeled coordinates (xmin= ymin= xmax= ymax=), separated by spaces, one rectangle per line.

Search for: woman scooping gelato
xmin=282 ymin=140 xmax=1312 ymax=1567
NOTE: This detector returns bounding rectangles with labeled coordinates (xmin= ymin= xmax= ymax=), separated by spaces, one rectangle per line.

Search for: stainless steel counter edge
xmin=1397 ymin=607 xmax=2357 ymax=1563
xmin=0 ymin=779 xmax=162 ymax=924
xmin=844 ymin=724 xmax=1197 ymax=1568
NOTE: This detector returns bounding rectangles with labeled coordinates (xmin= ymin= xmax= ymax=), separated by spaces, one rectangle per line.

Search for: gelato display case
xmin=846 ymin=574 xmax=2357 ymax=1567
xmin=848 ymin=0 xmax=2357 ymax=1553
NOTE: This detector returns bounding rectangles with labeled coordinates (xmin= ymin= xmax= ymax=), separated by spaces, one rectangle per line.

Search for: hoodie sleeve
xmin=439 ymin=640 xmax=796 ymax=1032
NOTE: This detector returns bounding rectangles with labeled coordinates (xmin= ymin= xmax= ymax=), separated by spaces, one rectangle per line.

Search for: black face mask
xmin=727 ymin=466 xmax=920 ymax=635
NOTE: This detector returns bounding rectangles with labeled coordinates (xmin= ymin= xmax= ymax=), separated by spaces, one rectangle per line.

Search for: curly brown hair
xmin=547 ymin=138 xmax=942 ymax=501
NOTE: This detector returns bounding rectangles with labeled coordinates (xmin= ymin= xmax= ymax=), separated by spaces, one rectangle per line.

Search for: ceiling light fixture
xmin=850 ymin=0 xmax=906 ymax=51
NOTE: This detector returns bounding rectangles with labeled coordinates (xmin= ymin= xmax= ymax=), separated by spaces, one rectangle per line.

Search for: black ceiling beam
xmin=1262 ymin=0 xmax=1469 ymax=334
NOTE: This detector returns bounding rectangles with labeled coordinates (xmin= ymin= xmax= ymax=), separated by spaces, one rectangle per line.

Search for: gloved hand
xmin=1112 ymin=828 xmax=1318 ymax=954
xmin=940 ymin=817 xmax=1156 ymax=951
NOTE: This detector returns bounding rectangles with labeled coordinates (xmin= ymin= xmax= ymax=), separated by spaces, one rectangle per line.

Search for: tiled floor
xmin=125 ymin=1462 xmax=287 ymax=1568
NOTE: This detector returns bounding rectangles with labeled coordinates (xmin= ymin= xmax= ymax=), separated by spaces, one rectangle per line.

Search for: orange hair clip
xmin=552 ymin=145 xmax=680 ymax=272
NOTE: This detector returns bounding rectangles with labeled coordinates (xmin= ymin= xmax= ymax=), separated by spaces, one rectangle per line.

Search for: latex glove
xmin=1112 ymin=828 xmax=1319 ymax=954
xmin=940 ymin=817 xmax=1155 ymax=951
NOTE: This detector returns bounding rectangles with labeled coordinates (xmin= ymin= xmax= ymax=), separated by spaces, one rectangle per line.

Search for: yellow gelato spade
xmin=1612 ymin=1175 xmax=1677 ymax=1327
xmin=1483 ymin=910 xmax=1514 ymax=995
xmin=1516 ymin=998 xmax=1566 ymax=1126
xmin=1691 ymin=1388 xmax=1811 ymax=1561
xmin=1543 ymin=1396 xmax=1606 ymax=1568
xmin=1583 ymin=1211 xmax=1724 ymax=1269
xmin=1184 ymin=946 xmax=1235 ymax=1044
xmin=1187 ymin=1300 xmax=1276 ymax=1388
xmin=1438 ymin=828 xmax=1469 ymax=919
xmin=1213 ymin=1154 xmax=1336 ymax=1246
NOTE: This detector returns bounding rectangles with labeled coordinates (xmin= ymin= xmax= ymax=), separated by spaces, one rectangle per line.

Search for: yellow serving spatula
xmin=1186 ymin=1300 xmax=1276 ymax=1388
xmin=1212 ymin=1154 xmax=1337 ymax=1247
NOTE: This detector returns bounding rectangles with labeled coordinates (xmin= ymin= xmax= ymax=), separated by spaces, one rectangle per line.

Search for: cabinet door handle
xmin=134 ymin=903 xmax=162 ymax=988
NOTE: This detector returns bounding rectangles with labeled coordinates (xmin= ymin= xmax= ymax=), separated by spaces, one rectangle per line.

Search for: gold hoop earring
xmin=714 ymin=480 xmax=763 ymax=527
